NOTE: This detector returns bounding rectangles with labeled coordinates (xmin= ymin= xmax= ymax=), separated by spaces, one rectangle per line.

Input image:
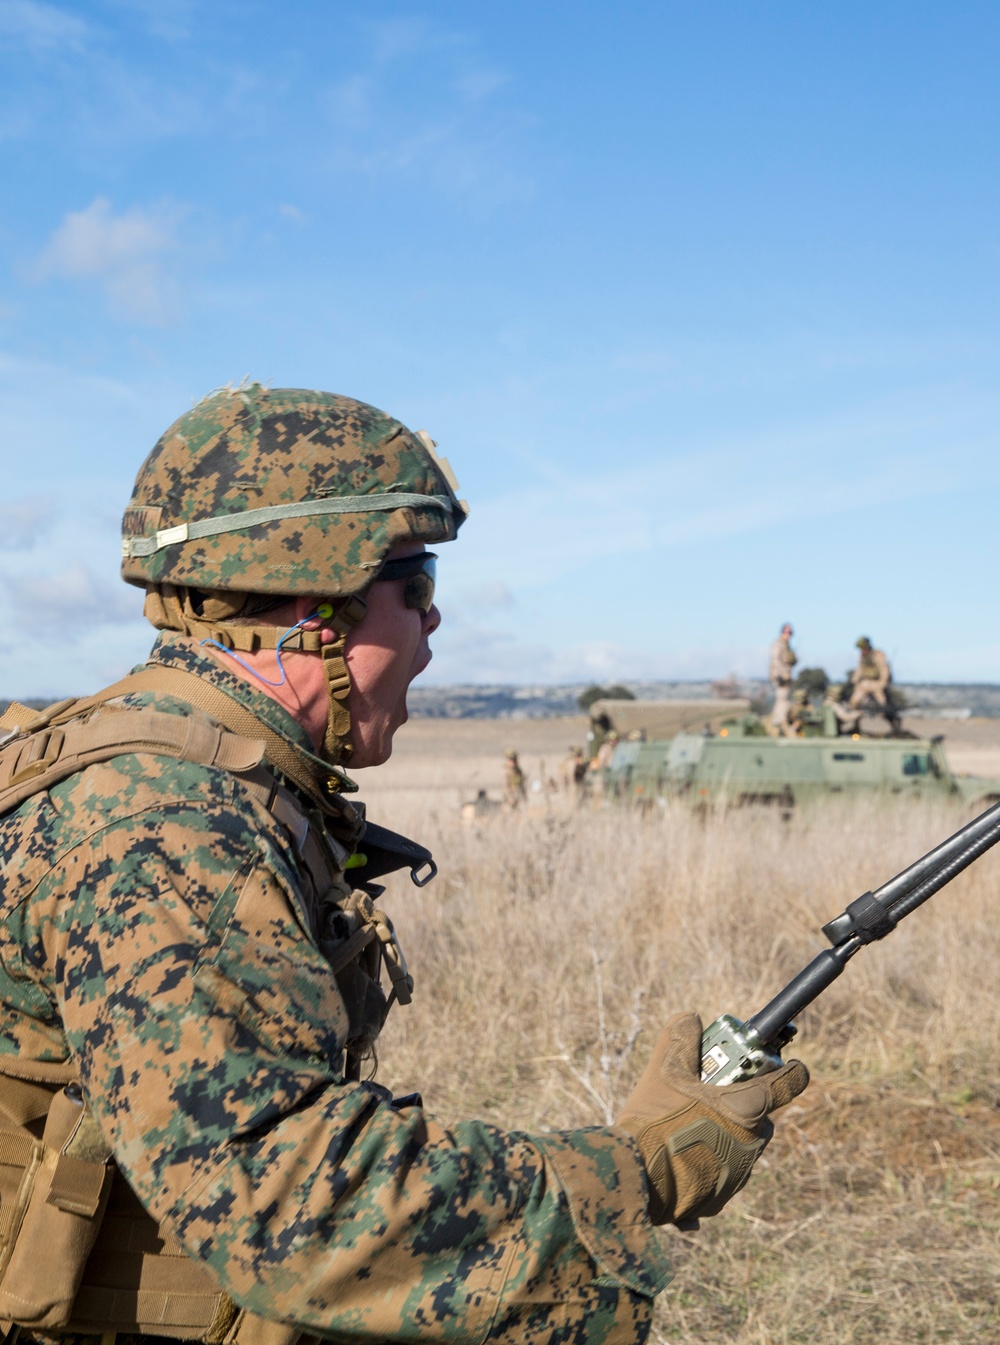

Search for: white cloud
xmin=4 ymin=562 xmax=143 ymax=636
xmin=0 ymin=0 xmax=86 ymax=52
xmin=33 ymin=197 xmax=184 ymax=323
xmin=0 ymin=495 xmax=54 ymax=550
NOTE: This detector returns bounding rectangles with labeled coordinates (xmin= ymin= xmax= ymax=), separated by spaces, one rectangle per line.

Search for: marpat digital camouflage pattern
xmin=0 ymin=635 xmax=671 ymax=1343
xmin=121 ymin=384 xmax=466 ymax=600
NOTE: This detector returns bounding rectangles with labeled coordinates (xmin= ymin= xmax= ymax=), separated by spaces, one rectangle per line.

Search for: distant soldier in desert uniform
xmin=824 ymin=682 xmax=863 ymax=736
xmin=786 ymin=686 xmax=812 ymax=736
xmin=594 ymin=729 xmax=620 ymax=770
xmin=560 ymin=745 xmax=589 ymax=800
xmin=769 ymin=623 xmax=798 ymax=736
xmin=0 ymin=384 xmax=806 ymax=1344
xmin=503 ymin=748 xmax=527 ymax=806
xmin=849 ymin=636 xmax=892 ymax=709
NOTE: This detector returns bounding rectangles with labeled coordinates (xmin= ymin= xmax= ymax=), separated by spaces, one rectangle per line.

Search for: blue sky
xmin=1 ymin=0 xmax=998 ymax=697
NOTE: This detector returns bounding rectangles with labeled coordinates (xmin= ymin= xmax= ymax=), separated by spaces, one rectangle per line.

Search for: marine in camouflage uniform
xmin=769 ymin=625 xmax=797 ymax=737
xmin=502 ymin=751 xmax=526 ymax=808
xmin=849 ymin=637 xmax=892 ymax=710
xmin=0 ymin=385 xmax=806 ymax=1344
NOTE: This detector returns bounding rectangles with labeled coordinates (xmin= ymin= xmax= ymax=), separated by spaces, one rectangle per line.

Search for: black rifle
xmin=700 ymin=799 xmax=1000 ymax=1084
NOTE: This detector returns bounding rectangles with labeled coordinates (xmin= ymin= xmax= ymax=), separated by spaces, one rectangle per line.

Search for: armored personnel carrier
xmin=604 ymin=711 xmax=1000 ymax=810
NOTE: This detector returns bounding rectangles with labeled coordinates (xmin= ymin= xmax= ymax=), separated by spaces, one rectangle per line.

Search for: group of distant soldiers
xmin=497 ymin=628 xmax=896 ymax=809
xmin=769 ymin=623 xmax=895 ymax=737
xmin=497 ymin=745 xmax=596 ymax=811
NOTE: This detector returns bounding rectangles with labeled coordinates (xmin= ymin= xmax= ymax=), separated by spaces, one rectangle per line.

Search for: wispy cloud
xmin=4 ymin=561 xmax=143 ymax=636
xmin=33 ymin=197 xmax=184 ymax=323
xmin=457 ymin=580 xmax=515 ymax=609
xmin=458 ymin=404 xmax=998 ymax=593
xmin=0 ymin=495 xmax=55 ymax=550
xmin=0 ymin=0 xmax=87 ymax=52
xmin=323 ymin=18 xmax=532 ymax=210
xmin=427 ymin=606 xmax=769 ymax=684
xmin=99 ymin=0 xmax=198 ymax=43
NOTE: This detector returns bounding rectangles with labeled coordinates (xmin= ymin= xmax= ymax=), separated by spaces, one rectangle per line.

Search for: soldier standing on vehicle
xmin=849 ymin=636 xmax=892 ymax=709
xmin=0 ymin=384 xmax=807 ymax=1344
xmin=769 ymin=622 xmax=798 ymax=736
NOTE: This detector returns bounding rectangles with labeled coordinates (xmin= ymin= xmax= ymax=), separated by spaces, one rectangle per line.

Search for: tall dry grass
xmin=366 ymin=793 xmax=1000 ymax=1343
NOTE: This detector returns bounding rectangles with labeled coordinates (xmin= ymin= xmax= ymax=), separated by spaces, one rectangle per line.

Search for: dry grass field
xmin=353 ymin=716 xmax=1000 ymax=1344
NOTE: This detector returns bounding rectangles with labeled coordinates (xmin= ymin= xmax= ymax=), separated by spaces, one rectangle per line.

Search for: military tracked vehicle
xmin=603 ymin=712 xmax=1000 ymax=810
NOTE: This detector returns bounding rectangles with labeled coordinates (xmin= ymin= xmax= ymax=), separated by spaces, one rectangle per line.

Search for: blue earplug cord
xmin=201 ymin=603 xmax=335 ymax=687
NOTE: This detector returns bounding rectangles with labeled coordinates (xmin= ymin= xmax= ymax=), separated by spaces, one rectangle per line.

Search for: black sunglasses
xmin=373 ymin=552 xmax=437 ymax=613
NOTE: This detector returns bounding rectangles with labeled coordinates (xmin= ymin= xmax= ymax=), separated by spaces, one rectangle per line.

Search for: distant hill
xmin=6 ymin=681 xmax=1000 ymax=723
xmin=407 ymin=680 xmax=1000 ymax=719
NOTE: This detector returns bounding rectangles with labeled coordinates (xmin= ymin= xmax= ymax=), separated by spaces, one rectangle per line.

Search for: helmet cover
xmin=121 ymin=383 xmax=466 ymax=599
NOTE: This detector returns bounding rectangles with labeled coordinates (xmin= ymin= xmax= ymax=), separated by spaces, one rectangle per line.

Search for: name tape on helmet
xmin=122 ymin=492 xmax=457 ymax=559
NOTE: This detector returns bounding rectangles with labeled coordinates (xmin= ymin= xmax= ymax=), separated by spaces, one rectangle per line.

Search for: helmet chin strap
xmin=144 ymin=584 xmax=368 ymax=769
xmin=315 ymin=600 xmax=368 ymax=767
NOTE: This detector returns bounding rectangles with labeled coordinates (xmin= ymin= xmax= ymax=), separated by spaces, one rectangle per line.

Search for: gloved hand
xmin=616 ymin=1012 xmax=808 ymax=1225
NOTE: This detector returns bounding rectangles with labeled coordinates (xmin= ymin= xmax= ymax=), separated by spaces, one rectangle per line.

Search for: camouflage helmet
xmin=856 ymin=636 xmax=872 ymax=650
xmin=122 ymin=382 xmax=466 ymax=598
xmin=121 ymin=383 xmax=467 ymax=773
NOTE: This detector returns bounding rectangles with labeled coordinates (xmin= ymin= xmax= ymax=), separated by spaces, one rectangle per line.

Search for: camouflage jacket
xmin=769 ymin=639 xmax=797 ymax=686
xmin=853 ymin=648 xmax=891 ymax=686
xmin=0 ymin=635 xmax=670 ymax=1343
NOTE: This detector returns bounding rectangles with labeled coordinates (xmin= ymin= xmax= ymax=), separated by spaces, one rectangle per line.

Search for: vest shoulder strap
xmin=0 ymin=706 xmax=265 ymax=819
xmin=116 ymin=665 xmax=336 ymax=812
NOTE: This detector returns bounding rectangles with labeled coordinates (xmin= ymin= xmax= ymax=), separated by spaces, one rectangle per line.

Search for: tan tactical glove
xmin=616 ymin=1012 xmax=809 ymax=1225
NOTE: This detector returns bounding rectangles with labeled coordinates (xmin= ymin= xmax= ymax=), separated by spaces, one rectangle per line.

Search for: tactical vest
xmin=0 ymin=673 xmax=433 ymax=1343
xmin=857 ymin=654 xmax=881 ymax=681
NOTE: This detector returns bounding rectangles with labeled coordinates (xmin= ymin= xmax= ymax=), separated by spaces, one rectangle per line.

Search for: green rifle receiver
xmin=700 ymin=799 xmax=1000 ymax=1085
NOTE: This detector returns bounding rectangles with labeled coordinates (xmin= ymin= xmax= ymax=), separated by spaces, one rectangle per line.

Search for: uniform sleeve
xmin=48 ymin=784 xmax=670 ymax=1344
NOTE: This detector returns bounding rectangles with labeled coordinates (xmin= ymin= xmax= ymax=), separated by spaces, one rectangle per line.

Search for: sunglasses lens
xmin=374 ymin=552 xmax=436 ymax=612
xmin=403 ymin=569 xmax=435 ymax=614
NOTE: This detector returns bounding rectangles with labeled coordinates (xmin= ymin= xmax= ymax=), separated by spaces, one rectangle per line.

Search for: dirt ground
xmin=351 ymin=712 xmax=1000 ymax=805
